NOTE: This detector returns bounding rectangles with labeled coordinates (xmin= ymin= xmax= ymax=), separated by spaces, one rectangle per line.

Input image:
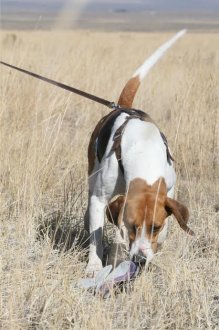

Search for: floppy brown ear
xmin=165 ymin=198 xmax=195 ymax=236
xmin=106 ymin=196 xmax=125 ymax=227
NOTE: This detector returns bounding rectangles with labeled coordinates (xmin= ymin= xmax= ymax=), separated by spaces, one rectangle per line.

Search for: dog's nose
xmin=132 ymin=254 xmax=146 ymax=264
xmin=139 ymin=243 xmax=148 ymax=255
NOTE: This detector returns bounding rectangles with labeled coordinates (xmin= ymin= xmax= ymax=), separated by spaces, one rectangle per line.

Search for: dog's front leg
xmin=86 ymin=195 xmax=105 ymax=277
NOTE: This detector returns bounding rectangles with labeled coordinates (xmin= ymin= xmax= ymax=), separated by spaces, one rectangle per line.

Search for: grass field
xmin=0 ymin=30 xmax=218 ymax=329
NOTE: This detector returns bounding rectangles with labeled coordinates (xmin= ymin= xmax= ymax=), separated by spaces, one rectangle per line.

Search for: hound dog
xmin=84 ymin=74 xmax=194 ymax=276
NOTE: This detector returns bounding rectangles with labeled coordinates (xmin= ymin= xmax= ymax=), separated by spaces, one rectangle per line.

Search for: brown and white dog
xmin=84 ymin=73 xmax=194 ymax=276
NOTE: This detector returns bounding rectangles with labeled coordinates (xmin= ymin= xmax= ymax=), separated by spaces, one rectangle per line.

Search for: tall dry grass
xmin=0 ymin=30 xmax=218 ymax=329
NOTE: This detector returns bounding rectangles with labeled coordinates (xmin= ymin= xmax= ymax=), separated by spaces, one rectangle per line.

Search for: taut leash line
xmin=0 ymin=61 xmax=118 ymax=110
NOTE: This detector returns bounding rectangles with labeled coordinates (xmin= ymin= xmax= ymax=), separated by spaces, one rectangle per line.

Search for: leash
xmin=0 ymin=61 xmax=118 ymax=110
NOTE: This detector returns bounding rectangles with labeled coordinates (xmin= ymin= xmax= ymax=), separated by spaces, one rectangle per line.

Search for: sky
xmin=2 ymin=0 xmax=219 ymax=12
xmin=1 ymin=0 xmax=219 ymax=31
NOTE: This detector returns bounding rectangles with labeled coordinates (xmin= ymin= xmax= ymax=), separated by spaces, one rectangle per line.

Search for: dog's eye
xmin=151 ymin=225 xmax=161 ymax=233
xmin=134 ymin=225 xmax=142 ymax=234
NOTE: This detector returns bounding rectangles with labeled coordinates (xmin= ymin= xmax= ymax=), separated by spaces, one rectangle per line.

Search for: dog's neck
xmin=124 ymin=152 xmax=167 ymax=188
xmin=121 ymin=120 xmax=167 ymax=187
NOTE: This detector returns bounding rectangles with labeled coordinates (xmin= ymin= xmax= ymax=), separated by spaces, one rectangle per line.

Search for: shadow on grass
xmin=37 ymin=211 xmax=90 ymax=255
xmin=36 ymin=210 xmax=119 ymax=266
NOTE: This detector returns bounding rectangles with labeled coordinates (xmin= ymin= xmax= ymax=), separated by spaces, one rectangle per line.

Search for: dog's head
xmin=106 ymin=177 xmax=194 ymax=262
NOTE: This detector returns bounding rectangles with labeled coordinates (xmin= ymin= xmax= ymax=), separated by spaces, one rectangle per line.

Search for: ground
xmin=0 ymin=30 xmax=218 ymax=329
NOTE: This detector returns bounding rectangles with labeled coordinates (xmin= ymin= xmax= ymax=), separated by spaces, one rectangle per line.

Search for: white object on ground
xmin=78 ymin=265 xmax=112 ymax=290
xmin=97 ymin=261 xmax=138 ymax=297
xmin=77 ymin=261 xmax=139 ymax=298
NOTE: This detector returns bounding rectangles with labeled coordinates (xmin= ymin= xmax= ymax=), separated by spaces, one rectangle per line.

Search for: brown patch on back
xmin=118 ymin=76 xmax=141 ymax=108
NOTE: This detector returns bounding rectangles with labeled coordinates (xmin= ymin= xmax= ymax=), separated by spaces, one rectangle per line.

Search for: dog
xmin=84 ymin=73 xmax=194 ymax=276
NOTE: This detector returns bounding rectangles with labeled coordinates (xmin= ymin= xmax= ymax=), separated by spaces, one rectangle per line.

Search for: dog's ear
xmin=165 ymin=198 xmax=195 ymax=236
xmin=106 ymin=196 xmax=125 ymax=227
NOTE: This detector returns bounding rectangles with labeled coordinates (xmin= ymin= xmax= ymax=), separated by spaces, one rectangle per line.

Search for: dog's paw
xmin=85 ymin=261 xmax=103 ymax=278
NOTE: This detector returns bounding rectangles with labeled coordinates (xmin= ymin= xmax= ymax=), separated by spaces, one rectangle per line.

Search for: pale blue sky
xmin=2 ymin=0 xmax=219 ymax=11
xmin=1 ymin=0 xmax=218 ymax=31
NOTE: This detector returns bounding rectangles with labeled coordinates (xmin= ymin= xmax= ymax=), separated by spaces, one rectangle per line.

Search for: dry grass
xmin=0 ymin=30 xmax=218 ymax=329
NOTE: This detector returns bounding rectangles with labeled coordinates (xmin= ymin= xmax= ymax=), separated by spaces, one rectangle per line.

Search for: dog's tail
xmin=118 ymin=29 xmax=187 ymax=108
xmin=117 ymin=75 xmax=141 ymax=108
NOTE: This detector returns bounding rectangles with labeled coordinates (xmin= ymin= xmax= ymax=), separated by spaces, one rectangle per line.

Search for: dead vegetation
xmin=0 ymin=30 xmax=218 ymax=329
